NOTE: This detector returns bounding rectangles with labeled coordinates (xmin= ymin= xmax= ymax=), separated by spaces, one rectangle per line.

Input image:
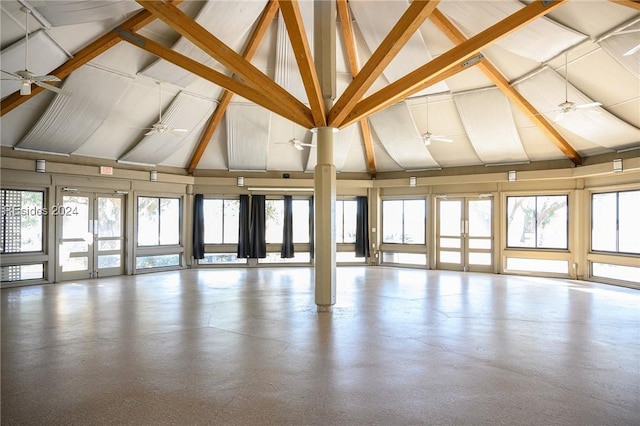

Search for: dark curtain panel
xmin=237 ymin=194 xmax=250 ymax=258
xmin=192 ymin=194 xmax=205 ymax=260
xmin=281 ymin=195 xmax=294 ymax=258
xmin=250 ymin=194 xmax=267 ymax=258
xmin=309 ymin=196 xmax=314 ymax=259
xmin=355 ymin=196 xmax=370 ymax=258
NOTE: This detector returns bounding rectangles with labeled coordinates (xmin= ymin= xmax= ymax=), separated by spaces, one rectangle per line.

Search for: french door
xmin=58 ymin=193 xmax=125 ymax=281
xmin=436 ymin=197 xmax=493 ymax=272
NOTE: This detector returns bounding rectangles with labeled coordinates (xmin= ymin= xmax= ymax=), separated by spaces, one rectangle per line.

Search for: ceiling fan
xmin=422 ymin=97 xmax=452 ymax=145
xmin=0 ymin=8 xmax=66 ymax=96
xmin=554 ymin=53 xmax=602 ymax=121
xmin=288 ymin=138 xmax=314 ymax=151
xmin=144 ymin=82 xmax=188 ymax=136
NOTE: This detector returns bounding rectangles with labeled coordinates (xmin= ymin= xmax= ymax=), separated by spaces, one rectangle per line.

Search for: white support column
xmin=314 ymin=127 xmax=336 ymax=312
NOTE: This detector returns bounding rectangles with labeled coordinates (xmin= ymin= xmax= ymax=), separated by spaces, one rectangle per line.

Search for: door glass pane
xmin=62 ymin=257 xmax=88 ymax=272
xmin=440 ymin=200 xmax=461 ymax=237
xmin=383 ymin=200 xmax=403 ymax=243
xmin=98 ymin=240 xmax=121 ymax=251
xmin=469 ymin=252 xmax=491 ymax=265
xmin=440 ymin=238 xmax=461 ymax=248
xmin=62 ymin=196 xmax=89 ymax=239
xmin=468 ymin=239 xmax=491 ymax=250
xmin=98 ymin=255 xmax=121 ymax=268
xmin=404 ymin=200 xmax=425 ymax=244
xmin=618 ymin=191 xmax=640 ymax=254
xmin=98 ymin=197 xmax=121 ymax=238
xmin=440 ymin=251 xmax=461 ymax=263
xmin=468 ymin=199 xmax=491 ymax=237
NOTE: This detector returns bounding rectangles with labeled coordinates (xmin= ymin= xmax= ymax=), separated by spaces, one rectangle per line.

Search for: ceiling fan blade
xmin=294 ymin=144 xmax=304 ymax=151
xmin=171 ymin=128 xmax=189 ymax=133
xmin=432 ymin=136 xmax=453 ymax=143
xmin=144 ymin=130 xmax=156 ymax=136
xmin=34 ymin=81 xmax=69 ymax=96
xmin=575 ymin=101 xmax=602 ymax=110
xmin=1 ymin=70 xmax=22 ymax=79
xmin=31 ymin=74 xmax=61 ymax=82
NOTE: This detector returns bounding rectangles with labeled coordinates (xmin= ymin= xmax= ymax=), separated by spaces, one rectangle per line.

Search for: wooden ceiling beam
xmin=328 ymin=0 xmax=440 ymax=127
xmin=337 ymin=0 xmax=376 ymax=177
xmin=430 ymin=8 xmax=581 ymax=165
xmin=1 ymin=1 xmax=183 ymax=117
xmin=334 ymin=0 xmax=568 ymax=128
xmin=340 ymin=59 xmax=472 ymax=128
xmin=187 ymin=0 xmax=279 ymax=174
xmin=136 ymin=1 xmax=313 ymax=127
xmin=279 ymin=0 xmax=326 ymax=127
xmin=608 ymin=0 xmax=640 ymax=11
xmin=116 ymin=29 xmax=313 ymax=128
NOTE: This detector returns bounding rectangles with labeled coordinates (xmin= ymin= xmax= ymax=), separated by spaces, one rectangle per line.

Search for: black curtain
xmin=281 ymin=196 xmax=294 ymax=258
xmin=355 ymin=196 xmax=370 ymax=258
xmin=192 ymin=194 xmax=205 ymax=260
xmin=250 ymin=195 xmax=267 ymax=258
xmin=237 ymin=194 xmax=250 ymax=258
xmin=309 ymin=196 xmax=314 ymax=259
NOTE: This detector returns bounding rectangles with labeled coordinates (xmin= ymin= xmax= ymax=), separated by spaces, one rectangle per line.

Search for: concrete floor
xmin=1 ymin=267 xmax=639 ymax=425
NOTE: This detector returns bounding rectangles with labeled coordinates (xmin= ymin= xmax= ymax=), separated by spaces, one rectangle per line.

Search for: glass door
xmin=58 ymin=193 xmax=124 ymax=281
xmin=436 ymin=197 xmax=493 ymax=272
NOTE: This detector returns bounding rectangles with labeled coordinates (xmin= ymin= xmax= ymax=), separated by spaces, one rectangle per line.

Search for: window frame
xmin=136 ymin=195 xmax=182 ymax=247
xmin=591 ymin=189 xmax=640 ymax=255
xmin=505 ymin=194 xmax=569 ymax=250
xmin=381 ymin=198 xmax=426 ymax=245
xmin=203 ymin=197 xmax=240 ymax=245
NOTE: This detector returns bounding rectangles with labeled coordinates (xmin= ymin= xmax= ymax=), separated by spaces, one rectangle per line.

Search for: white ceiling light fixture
xmin=143 ymin=82 xmax=189 ymax=136
xmin=0 ymin=8 xmax=66 ymax=96
xmin=421 ymin=97 xmax=452 ymax=146
xmin=554 ymin=52 xmax=602 ymax=121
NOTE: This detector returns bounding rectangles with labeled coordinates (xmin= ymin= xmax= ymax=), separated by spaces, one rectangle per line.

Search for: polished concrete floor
xmin=1 ymin=267 xmax=639 ymax=425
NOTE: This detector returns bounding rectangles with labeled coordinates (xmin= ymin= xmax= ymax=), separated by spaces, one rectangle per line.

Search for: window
xmin=136 ymin=254 xmax=180 ymax=269
xmin=336 ymin=199 xmax=357 ymax=243
xmin=382 ymin=199 xmax=425 ymax=244
xmin=137 ymin=196 xmax=180 ymax=246
xmin=203 ymin=199 xmax=239 ymax=244
xmin=1 ymin=189 xmax=44 ymax=253
xmin=265 ymin=199 xmax=284 ymax=244
xmin=265 ymin=198 xmax=311 ymax=244
xmin=292 ymin=199 xmax=310 ymax=243
xmin=592 ymin=190 xmax=640 ymax=254
xmin=507 ymin=195 xmax=568 ymax=249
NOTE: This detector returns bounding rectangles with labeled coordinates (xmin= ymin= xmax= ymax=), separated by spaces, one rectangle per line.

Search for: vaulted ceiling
xmin=1 ymin=0 xmax=639 ymax=176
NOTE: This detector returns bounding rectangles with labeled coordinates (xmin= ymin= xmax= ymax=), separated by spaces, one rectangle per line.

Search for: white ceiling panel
xmin=227 ymin=104 xmax=271 ymax=171
xmin=118 ymin=92 xmax=215 ymax=165
xmin=15 ymin=66 xmax=133 ymax=155
xmin=34 ymin=1 xmax=141 ymax=27
xmin=454 ymin=88 xmax=529 ymax=164
xmin=369 ymin=102 xmax=440 ymax=170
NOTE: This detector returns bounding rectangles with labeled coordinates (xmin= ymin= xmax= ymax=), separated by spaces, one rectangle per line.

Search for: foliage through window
xmin=137 ymin=197 xmax=180 ymax=246
xmin=336 ymin=200 xmax=357 ymax=243
xmin=203 ymin=199 xmax=239 ymax=244
xmin=382 ymin=199 xmax=425 ymax=244
xmin=507 ymin=195 xmax=568 ymax=249
xmin=592 ymin=190 xmax=640 ymax=254
xmin=1 ymin=189 xmax=44 ymax=254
